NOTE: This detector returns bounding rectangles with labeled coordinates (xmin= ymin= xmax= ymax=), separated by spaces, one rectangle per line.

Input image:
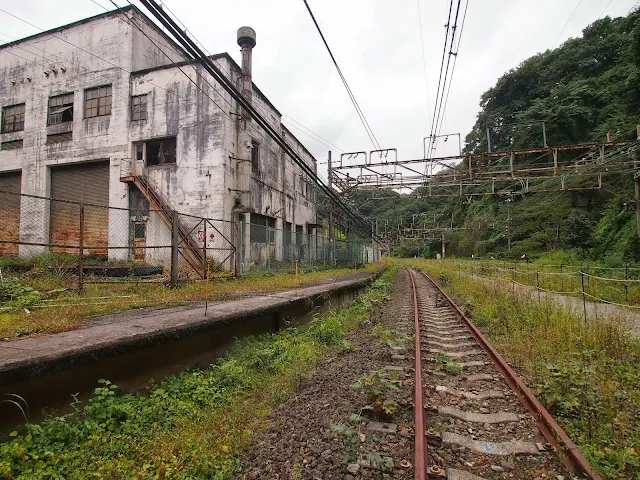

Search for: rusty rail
xmin=414 ymin=268 xmax=603 ymax=480
xmin=408 ymin=269 xmax=427 ymax=480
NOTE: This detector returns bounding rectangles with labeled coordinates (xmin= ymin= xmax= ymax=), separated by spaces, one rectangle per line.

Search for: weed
xmin=352 ymin=370 xmax=400 ymax=419
xmin=411 ymin=258 xmax=640 ymax=479
xmin=0 ymin=265 xmax=398 ymax=479
xmin=434 ymin=353 xmax=463 ymax=374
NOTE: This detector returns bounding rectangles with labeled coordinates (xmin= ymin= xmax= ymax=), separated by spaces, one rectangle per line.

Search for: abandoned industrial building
xmin=0 ymin=6 xmax=331 ymax=273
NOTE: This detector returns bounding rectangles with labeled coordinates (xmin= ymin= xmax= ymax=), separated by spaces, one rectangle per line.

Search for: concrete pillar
xmin=275 ymin=216 xmax=284 ymax=262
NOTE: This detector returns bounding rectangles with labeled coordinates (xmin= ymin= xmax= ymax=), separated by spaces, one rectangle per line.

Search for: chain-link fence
xmin=0 ymin=189 xmax=237 ymax=289
xmin=0 ymin=189 xmax=378 ymax=289
xmin=237 ymin=221 xmax=375 ymax=275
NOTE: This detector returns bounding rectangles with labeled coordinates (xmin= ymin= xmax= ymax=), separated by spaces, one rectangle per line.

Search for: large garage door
xmin=50 ymin=161 xmax=109 ymax=256
xmin=0 ymin=171 xmax=22 ymax=257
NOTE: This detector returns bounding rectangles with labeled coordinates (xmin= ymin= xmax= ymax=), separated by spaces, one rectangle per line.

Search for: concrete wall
xmin=0 ymin=8 xmax=183 ymax=258
xmin=0 ymin=7 xmax=317 ymax=269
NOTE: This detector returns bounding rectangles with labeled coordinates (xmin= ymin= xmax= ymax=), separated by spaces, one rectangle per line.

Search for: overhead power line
xmin=301 ymin=0 xmax=382 ymax=152
xmin=415 ymin=0 xmax=431 ymax=133
xmin=434 ymin=0 xmax=469 ymax=141
xmin=137 ymin=0 xmax=377 ymax=237
xmin=552 ymin=0 xmax=585 ymax=48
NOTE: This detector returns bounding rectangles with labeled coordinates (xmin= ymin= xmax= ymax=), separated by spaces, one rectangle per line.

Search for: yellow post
xmin=205 ymin=259 xmax=210 ymax=316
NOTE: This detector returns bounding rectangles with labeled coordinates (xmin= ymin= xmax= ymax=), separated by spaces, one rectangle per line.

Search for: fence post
xmin=202 ymin=220 xmax=208 ymax=281
xmin=536 ymin=270 xmax=541 ymax=304
xmin=78 ymin=202 xmax=84 ymax=294
xmin=170 ymin=210 xmax=179 ymax=288
xmin=511 ymin=267 xmax=515 ymax=297
xmin=581 ymin=271 xmax=587 ymax=323
xmin=625 ymin=264 xmax=629 ymax=303
xmin=560 ymin=264 xmax=564 ymax=291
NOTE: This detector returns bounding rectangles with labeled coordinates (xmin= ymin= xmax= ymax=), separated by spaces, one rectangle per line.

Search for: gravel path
xmin=238 ymin=270 xmax=416 ymax=479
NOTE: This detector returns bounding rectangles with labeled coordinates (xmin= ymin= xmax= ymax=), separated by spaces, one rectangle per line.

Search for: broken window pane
xmin=48 ymin=93 xmax=74 ymax=125
xmin=131 ymin=95 xmax=148 ymax=121
xmin=84 ymin=85 xmax=112 ymax=118
xmin=251 ymin=140 xmax=259 ymax=172
xmin=1 ymin=104 xmax=25 ymax=133
xmin=141 ymin=137 xmax=177 ymax=166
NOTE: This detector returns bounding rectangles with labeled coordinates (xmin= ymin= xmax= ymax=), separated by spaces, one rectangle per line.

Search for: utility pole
xmin=635 ymin=171 xmax=640 ymax=241
xmin=635 ymin=126 xmax=640 ymax=241
xmin=441 ymin=231 xmax=446 ymax=260
xmin=506 ymin=201 xmax=512 ymax=251
xmin=327 ymin=151 xmax=334 ymax=266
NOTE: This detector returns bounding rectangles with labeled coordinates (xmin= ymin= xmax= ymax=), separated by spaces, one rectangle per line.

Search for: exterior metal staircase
xmin=120 ymin=159 xmax=205 ymax=278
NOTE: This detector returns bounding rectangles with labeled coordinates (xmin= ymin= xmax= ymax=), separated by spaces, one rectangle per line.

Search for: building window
xmin=2 ymin=104 xmax=25 ymax=133
xmin=135 ymin=137 xmax=177 ymax=166
xmin=84 ymin=85 xmax=112 ymax=118
xmin=131 ymin=94 xmax=147 ymax=121
xmin=251 ymin=140 xmax=259 ymax=172
xmin=1 ymin=139 xmax=23 ymax=150
xmin=48 ymin=93 xmax=74 ymax=125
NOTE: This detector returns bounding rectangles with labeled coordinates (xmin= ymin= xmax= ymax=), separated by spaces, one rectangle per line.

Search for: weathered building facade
xmin=0 ymin=6 xmax=318 ymax=271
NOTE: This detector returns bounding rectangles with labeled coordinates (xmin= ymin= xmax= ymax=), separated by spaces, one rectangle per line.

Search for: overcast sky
xmin=1 ymin=0 xmax=637 ymax=179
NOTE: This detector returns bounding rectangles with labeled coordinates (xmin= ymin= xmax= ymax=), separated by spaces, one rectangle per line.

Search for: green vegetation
xmin=352 ymin=369 xmax=401 ymax=418
xmin=415 ymin=259 xmax=640 ymax=479
xmin=0 ymin=265 xmax=376 ymax=339
xmin=433 ymin=353 xmax=463 ymax=374
xmin=352 ymin=9 xmax=640 ymax=264
xmin=0 ymin=267 xmax=395 ymax=479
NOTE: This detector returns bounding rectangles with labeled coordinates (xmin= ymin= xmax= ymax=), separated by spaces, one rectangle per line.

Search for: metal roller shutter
xmin=0 ymin=171 xmax=22 ymax=256
xmin=50 ymin=161 xmax=110 ymax=256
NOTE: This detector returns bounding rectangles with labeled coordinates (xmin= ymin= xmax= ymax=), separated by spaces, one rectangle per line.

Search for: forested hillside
xmin=351 ymin=10 xmax=640 ymax=264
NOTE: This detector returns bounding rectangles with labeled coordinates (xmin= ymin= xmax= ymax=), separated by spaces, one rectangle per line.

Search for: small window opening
xmin=135 ymin=137 xmax=177 ymax=166
xmin=251 ymin=140 xmax=259 ymax=172
xmin=48 ymin=93 xmax=74 ymax=125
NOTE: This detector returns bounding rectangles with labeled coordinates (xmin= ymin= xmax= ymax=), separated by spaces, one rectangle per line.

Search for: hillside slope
xmin=354 ymin=11 xmax=640 ymax=264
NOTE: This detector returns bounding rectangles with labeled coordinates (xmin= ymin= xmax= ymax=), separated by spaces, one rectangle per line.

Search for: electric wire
xmin=434 ymin=0 xmax=469 ymax=144
xmin=552 ymin=0 xmax=586 ymax=48
xmin=415 ymin=0 xmax=431 ymax=133
xmin=301 ymin=0 xmax=382 ymax=153
xmin=426 ymin=0 xmax=455 ymax=160
xmin=429 ymin=0 xmax=463 ymax=158
xmin=138 ymin=0 xmax=375 ymax=235
xmin=0 ymin=5 xmax=324 ymax=205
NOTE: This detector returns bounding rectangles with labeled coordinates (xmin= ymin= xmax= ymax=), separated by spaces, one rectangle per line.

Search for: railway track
xmin=407 ymin=268 xmax=601 ymax=480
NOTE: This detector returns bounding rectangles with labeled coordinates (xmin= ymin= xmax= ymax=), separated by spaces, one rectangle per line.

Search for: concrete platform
xmin=0 ymin=271 xmax=377 ymax=387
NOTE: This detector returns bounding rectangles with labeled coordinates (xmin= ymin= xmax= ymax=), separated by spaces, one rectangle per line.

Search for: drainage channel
xmin=0 ymin=280 xmax=369 ymax=435
xmin=408 ymin=268 xmax=601 ymax=480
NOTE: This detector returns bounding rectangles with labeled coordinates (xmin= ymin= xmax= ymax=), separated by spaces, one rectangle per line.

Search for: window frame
xmin=134 ymin=137 xmax=177 ymax=167
xmin=251 ymin=140 xmax=260 ymax=173
xmin=131 ymin=94 xmax=148 ymax=122
xmin=48 ymin=93 xmax=74 ymax=126
xmin=84 ymin=85 xmax=112 ymax=119
xmin=1 ymin=103 xmax=26 ymax=134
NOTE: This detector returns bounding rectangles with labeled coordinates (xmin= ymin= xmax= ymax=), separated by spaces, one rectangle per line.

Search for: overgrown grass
xmin=0 ymin=265 xmax=378 ymax=339
xmin=411 ymin=259 xmax=640 ymax=479
xmin=450 ymin=259 xmax=640 ymax=307
xmin=0 ymin=266 xmax=395 ymax=479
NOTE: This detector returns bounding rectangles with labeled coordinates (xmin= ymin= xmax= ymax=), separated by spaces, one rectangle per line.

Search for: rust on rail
xmin=408 ymin=269 xmax=427 ymax=480
xmin=415 ymin=268 xmax=603 ymax=480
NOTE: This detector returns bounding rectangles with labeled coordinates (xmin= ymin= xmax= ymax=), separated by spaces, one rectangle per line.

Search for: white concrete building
xmin=0 ymin=6 xmax=318 ymax=274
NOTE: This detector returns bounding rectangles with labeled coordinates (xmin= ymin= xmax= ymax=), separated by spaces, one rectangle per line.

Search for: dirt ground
xmin=239 ymin=270 xmax=416 ymax=480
